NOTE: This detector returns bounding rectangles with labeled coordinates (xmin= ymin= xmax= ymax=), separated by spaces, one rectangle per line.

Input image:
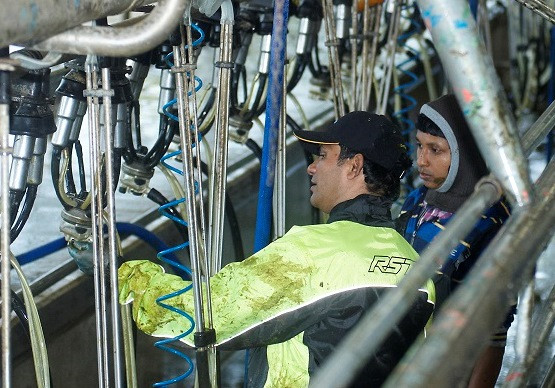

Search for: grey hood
xmin=419 ymin=94 xmax=488 ymax=212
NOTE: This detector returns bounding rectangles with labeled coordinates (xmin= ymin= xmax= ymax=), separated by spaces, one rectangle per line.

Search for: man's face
xmin=416 ymin=130 xmax=451 ymax=190
xmin=306 ymin=144 xmax=351 ymax=213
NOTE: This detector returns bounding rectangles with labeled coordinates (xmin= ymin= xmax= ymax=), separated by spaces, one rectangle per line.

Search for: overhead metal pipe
xmin=30 ymin=0 xmax=188 ymax=57
xmin=1 ymin=0 xmax=151 ymax=48
xmin=308 ymin=176 xmax=503 ymax=388
xmin=384 ymin=159 xmax=555 ymax=388
xmin=416 ymin=0 xmax=534 ymax=207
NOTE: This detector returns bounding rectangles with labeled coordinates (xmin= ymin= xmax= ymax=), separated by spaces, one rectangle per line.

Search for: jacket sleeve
xmin=118 ymin=232 xmax=330 ymax=349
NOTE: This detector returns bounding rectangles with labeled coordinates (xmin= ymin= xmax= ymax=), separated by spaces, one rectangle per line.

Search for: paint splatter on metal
xmin=461 ymin=89 xmax=473 ymax=103
xmin=454 ymin=19 xmax=468 ymax=29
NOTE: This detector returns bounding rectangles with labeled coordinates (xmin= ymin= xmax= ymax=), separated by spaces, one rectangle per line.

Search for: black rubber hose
xmin=195 ymin=159 xmax=245 ymax=261
xmin=10 ymin=185 xmax=38 ymax=243
xmin=74 ymin=141 xmax=88 ymax=194
xmin=147 ymin=188 xmax=190 ymax=242
xmin=11 ymin=289 xmax=30 ymax=341
xmin=245 ymin=138 xmax=263 ymax=161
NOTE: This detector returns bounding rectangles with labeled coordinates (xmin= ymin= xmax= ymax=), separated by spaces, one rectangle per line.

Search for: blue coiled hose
xmin=153 ymin=22 xmax=206 ymax=387
xmin=392 ymin=3 xmax=421 ymax=149
xmin=392 ymin=3 xmax=423 ymax=194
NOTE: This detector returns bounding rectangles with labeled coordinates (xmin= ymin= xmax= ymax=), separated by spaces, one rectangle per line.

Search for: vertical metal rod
xmin=173 ymin=41 xmax=206 ymax=335
xmin=349 ymin=2 xmax=358 ymax=111
xmin=322 ymin=0 xmax=346 ymax=118
xmin=121 ymin=304 xmax=137 ymax=388
xmin=0 ymin=60 xmax=14 ymax=388
xmin=513 ymin=282 xmax=535 ymax=375
xmin=363 ymin=5 xmax=382 ymax=111
xmin=504 ymin=279 xmax=555 ymax=388
xmin=183 ymin=21 xmax=209 ymax=275
xmin=416 ymin=0 xmax=533 ymax=207
xmin=274 ymin=77 xmax=287 ymax=239
xmin=210 ymin=18 xmax=233 ymax=274
xmin=376 ymin=0 xmax=402 ymax=115
xmin=358 ymin=1 xmax=370 ymax=111
xmin=85 ymin=56 xmax=108 ymax=388
xmin=101 ymin=67 xmax=124 ymax=387
xmin=308 ymin=178 xmax=502 ymax=388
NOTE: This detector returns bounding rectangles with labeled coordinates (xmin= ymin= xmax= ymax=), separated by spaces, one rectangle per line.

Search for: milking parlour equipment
xmin=1 ymin=0 xmax=555 ymax=387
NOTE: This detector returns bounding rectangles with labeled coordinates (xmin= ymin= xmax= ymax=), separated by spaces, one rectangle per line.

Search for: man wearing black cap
xmin=118 ymin=111 xmax=435 ymax=387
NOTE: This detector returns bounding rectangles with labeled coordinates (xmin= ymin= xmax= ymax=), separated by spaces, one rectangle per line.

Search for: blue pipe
xmin=248 ymin=2 xmax=291 ymax=385
xmin=253 ymin=0 xmax=290 ymax=253
xmin=468 ymin=0 xmax=478 ymax=20
xmin=17 ymin=237 xmax=67 ymax=265
xmin=16 ymin=222 xmax=180 ymax=266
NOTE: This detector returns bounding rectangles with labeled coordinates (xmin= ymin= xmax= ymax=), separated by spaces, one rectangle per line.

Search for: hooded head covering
xmin=418 ymin=94 xmax=488 ymax=213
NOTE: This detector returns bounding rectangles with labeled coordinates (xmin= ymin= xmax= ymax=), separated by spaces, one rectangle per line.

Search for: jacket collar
xmin=327 ymin=194 xmax=394 ymax=228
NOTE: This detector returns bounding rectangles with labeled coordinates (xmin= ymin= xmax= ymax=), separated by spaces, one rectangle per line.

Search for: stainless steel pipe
xmin=504 ymin=280 xmax=555 ymax=387
xmin=1 ymin=0 xmax=151 ymax=48
xmin=84 ymin=57 xmax=111 ymax=388
xmin=521 ymin=98 xmax=555 ymax=156
xmin=209 ymin=14 xmax=234 ymax=274
xmin=416 ymin=0 xmax=533 ymax=207
xmin=31 ymin=0 xmax=188 ymax=57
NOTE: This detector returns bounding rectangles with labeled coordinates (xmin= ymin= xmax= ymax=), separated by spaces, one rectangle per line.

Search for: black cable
xmin=74 ymin=140 xmax=87 ymax=194
xmin=147 ymin=188 xmax=190 ymax=242
xmin=64 ymin=146 xmax=77 ymax=195
xmin=11 ymin=289 xmax=30 ymax=341
xmin=196 ymin=159 xmax=245 ymax=261
xmin=144 ymin=118 xmax=176 ymax=170
xmin=245 ymin=138 xmax=263 ymax=161
xmin=10 ymin=185 xmax=38 ymax=243
xmin=287 ymin=54 xmax=309 ymax=93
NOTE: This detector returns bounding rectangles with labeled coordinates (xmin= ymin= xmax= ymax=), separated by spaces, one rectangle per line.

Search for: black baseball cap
xmin=293 ymin=111 xmax=408 ymax=171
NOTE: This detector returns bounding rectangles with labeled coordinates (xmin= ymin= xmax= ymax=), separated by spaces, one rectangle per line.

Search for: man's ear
xmin=347 ymin=154 xmax=365 ymax=178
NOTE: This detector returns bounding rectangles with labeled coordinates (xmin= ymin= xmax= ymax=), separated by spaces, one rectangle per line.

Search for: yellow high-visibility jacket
xmin=119 ymin=195 xmax=435 ymax=387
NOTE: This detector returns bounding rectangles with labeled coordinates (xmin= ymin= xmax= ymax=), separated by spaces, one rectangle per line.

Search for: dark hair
xmin=417 ymin=113 xmax=445 ymax=138
xmin=338 ymin=145 xmax=411 ymax=201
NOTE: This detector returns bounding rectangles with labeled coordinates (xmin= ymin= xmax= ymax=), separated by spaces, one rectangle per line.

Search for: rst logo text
xmin=368 ymin=256 xmax=413 ymax=275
